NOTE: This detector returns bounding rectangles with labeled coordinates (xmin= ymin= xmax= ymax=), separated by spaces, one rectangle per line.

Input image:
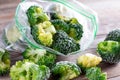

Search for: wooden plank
xmin=0 ymin=3 xmax=18 ymax=25
xmin=0 ymin=75 xmax=9 ymax=80
xmin=100 ymin=62 xmax=120 ymax=79
xmin=0 ymin=0 xmax=20 ymax=5
xmin=108 ymin=76 xmax=120 ymax=80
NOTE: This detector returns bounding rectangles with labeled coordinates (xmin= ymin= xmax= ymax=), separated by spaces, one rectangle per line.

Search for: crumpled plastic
xmin=2 ymin=0 xmax=98 ymax=55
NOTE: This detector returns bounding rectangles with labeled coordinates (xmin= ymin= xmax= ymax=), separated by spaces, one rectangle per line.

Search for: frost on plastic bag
xmin=46 ymin=3 xmax=95 ymax=50
xmin=15 ymin=0 xmax=98 ymax=55
xmin=2 ymin=20 xmax=28 ymax=52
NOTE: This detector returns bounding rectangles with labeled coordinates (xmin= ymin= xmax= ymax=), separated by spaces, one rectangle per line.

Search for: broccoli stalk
xmin=31 ymin=21 xmax=56 ymax=46
xmin=52 ymin=61 xmax=81 ymax=80
xmin=22 ymin=47 xmax=56 ymax=68
xmin=26 ymin=6 xmax=49 ymax=26
xmin=51 ymin=30 xmax=80 ymax=55
xmin=97 ymin=41 xmax=120 ymax=64
xmin=10 ymin=60 xmax=50 ymax=80
xmin=86 ymin=67 xmax=107 ymax=80
xmin=0 ymin=48 xmax=10 ymax=75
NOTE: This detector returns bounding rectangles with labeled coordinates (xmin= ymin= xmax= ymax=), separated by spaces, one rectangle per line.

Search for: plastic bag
xmin=2 ymin=20 xmax=28 ymax=52
xmin=6 ymin=0 xmax=98 ymax=55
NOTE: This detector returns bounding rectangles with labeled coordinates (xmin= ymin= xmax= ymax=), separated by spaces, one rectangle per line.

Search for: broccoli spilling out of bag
xmin=26 ymin=5 xmax=84 ymax=54
xmin=86 ymin=67 xmax=107 ymax=80
xmin=77 ymin=53 xmax=102 ymax=72
xmin=105 ymin=29 xmax=120 ymax=42
xmin=97 ymin=29 xmax=120 ymax=64
xmin=97 ymin=41 xmax=120 ymax=64
xmin=10 ymin=60 xmax=50 ymax=80
xmin=52 ymin=61 xmax=81 ymax=80
xmin=22 ymin=47 xmax=56 ymax=68
xmin=0 ymin=48 xmax=10 ymax=75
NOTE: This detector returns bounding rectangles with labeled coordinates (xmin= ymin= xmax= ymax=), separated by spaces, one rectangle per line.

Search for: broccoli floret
xmin=0 ymin=48 xmax=10 ymax=75
xmin=50 ymin=12 xmax=69 ymax=21
xmin=31 ymin=21 xmax=56 ymax=46
xmin=52 ymin=61 xmax=81 ymax=80
xmin=67 ymin=18 xmax=83 ymax=41
xmin=86 ymin=67 xmax=107 ymax=80
xmin=49 ymin=12 xmax=63 ymax=20
xmin=105 ymin=29 xmax=120 ymax=42
xmin=66 ymin=18 xmax=79 ymax=24
xmin=26 ymin=6 xmax=49 ymax=26
xmin=51 ymin=19 xmax=69 ymax=33
xmin=97 ymin=41 xmax=120 ymax=63
xmin=10 ymin=60 xmax=50 ymax=80
xmin=77 ymin=53 xmax=102 ymax=71
xmin=22 ymin=47 xmax=56 ymax=68
xmin=51 ymin=30 xmax=80 ymax=55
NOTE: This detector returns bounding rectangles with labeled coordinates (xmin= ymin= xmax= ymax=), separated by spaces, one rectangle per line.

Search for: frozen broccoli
xmin=22 ymin=47 xmax=56 ymax=68
xmin=50 ymin=12 xmax=69 ymax=21
xmin=52 ymin=61 xmax=81 ymax=80
xmin=97 ymin=41 xmax=120 ymax=63
xmin=86 ymin=67 xmax=107 ymax=80
xmin=51 ymin=30 xmax=80 ymax=55
xmin=26 ymin=6 xmax=49 ymax=26
xmin=31 ymin=21 xmax=56 ymax=46
xmin=105 ymin=29 xmax=120 ymax=42
xmin=66 ymin=18 xmax=79 ymax=24
xmin=10 ymin=60 xmax=50 ymax=80
xmin=51 ymin=19 xmax=69 ymax=33
xmin=0 ymin=48 xmax=10 ymax=75
xmin=77 ymin=53 xmax=102 ymax=71
xmin=67 ymin=18 xmax=83 ymax=41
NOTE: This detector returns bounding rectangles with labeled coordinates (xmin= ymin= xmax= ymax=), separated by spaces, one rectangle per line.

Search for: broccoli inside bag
xmin=14 ymin=0 xmax=98 ymax=55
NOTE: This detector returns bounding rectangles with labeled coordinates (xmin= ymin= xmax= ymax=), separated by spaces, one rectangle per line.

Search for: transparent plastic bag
xmin=2 ymin=20 xmax=28 ymax=52
xmin=13 ymin=0 xmax=98 ymax=55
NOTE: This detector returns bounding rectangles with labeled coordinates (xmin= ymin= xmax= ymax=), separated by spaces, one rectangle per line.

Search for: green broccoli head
xmin=10 ymin=60 xmax=50 ymax=80
xmin=22 ymin=47 xmax=56 ymax=68
xmin=97 ymin=41 xmax=120 ymax=63
xmin=0 ymin=48 xmax=10 ymax=75
xmin=105 ymin=29 xmax=120 ymax=42
xmin=51 ymin=30 xmax=80 ymax=55
xmin=67 ymin=18 xmax=83 ymax=41
xmin=26 ymin=6 xmax=49 ymax=26
xmin=50 ymin=12 xmax=63 ymax=20
xmin=77 ymin=53 xmax=102 ymax=71
xmin=50 ymin=12 xmax=69 ymax=21
xmin=86 ymin=67 xmax=107 ymax=80
xmin=52 ymin=61 xmax=81 ymax=80
xmin=31 ymin=21 xmax=56 ymax=46
xmin=66 ymin=18 xmax=79 ymax=24
xmin=51 ymin=19 xmax=69 ymax=33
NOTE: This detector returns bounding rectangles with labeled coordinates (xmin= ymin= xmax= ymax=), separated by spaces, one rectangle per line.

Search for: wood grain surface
xmin=0 ymin=0 xmax=120 ymax=80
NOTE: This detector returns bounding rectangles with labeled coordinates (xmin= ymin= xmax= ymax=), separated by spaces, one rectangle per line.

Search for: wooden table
xmin=0 ymin=0 xmax=120 ymax=80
